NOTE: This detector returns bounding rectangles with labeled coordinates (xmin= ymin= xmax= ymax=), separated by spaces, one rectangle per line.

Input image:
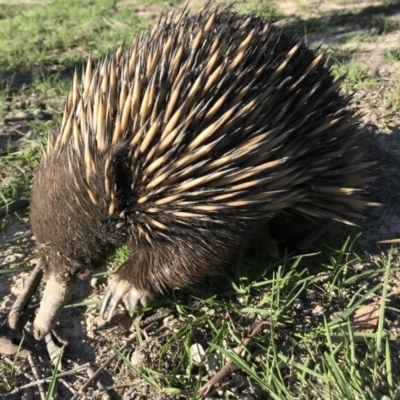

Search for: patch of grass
xmin=0 ymin=362 xmax=13 ymax=392
xmin=360 ymin=1 xmax=400 ymax=17
xmin=363 ymin=14 xmax=399 ymax=35
xmin=0 ymin=138 xmax=44 ymax=207
xmin=383 ymin=83 xmax=400 ymax=117
xmin=0 ymin=94 xmax=61 ymax=209
xmin=0 ymin=92 xmax=7 ymax=119
xmin=383 ymin=48 xmax=400 ymax=62
xmin=327 ymin=45 xmax=359 ymax=64
xmin=0 ymin=0 xmax=149 ymax=72
xmin=134 ymin=0 xmax=180 ymax=6
xmin=329 ymin=58 xmax=379 ymax=90
xmin=239 ymin=1 xmax=283 ymax=19
xmin=342 ymin=32 xmax=376 ymax=44
xmin=30 ymin=73 xmax=71 ymax=101
xmin=290 ymin=17 xmax=331 ymax=34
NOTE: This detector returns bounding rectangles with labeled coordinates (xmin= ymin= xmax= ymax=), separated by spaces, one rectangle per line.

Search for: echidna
xmin=25 ymin=5 xmax=375 ymax=341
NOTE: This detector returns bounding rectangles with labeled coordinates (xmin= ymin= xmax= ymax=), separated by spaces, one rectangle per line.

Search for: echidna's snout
xmin=33 ymin=274 xmax=71 ymax=340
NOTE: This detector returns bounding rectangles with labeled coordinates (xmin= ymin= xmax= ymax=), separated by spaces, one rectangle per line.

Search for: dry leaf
xmin=332 ymin=298 xmax=385 ymax=343
xmin=350 ymin=301 xmax=381 ymax=333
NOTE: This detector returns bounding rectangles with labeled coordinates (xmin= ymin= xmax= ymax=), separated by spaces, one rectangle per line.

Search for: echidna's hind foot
xmin=99 ymin=278 xmax=151 ymax=321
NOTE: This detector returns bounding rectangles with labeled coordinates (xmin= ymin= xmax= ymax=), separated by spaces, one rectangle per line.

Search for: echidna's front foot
xmin=99 ymin=278 xmax=151 ymax=321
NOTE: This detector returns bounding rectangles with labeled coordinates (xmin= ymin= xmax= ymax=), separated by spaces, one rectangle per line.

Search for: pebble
xmin=190 ymin=343 xmax=205 ymax=365
xmin=312 ymin=305 xmax=325 ymax=315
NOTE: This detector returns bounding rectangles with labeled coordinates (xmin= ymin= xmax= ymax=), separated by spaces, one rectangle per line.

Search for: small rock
xmin=118 ymin=314 xmax=134 ymax=331
xmin=90 ymin=277 xmax=99 ymax=288
xmin=316 ymin=271 xmax=331 ymax=282
xmin=205 ymin=352 xmax=220 ymax=374
xmin=190 ymin=343 xmax=205 ymax=365
xmin=85 ymin=313 xmax=96 ymax=335
xmin=312 ymin=305 xmax=324 ymax=315
xmin=370 ymin=69 xmax=380 ymax=79
xmin=330 ymin=311 xmax=343 ymax=320
xmin=131 ymin=350 xmax=145 ymax=367
xmin=353 ymin=262 xmax=364 ymax=271
xmin=21 ymin=392 xmax=34 ymax=400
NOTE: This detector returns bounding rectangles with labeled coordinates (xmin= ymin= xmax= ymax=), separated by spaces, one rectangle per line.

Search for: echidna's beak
xmin=33 ymin=274 xmax=71 ymax=341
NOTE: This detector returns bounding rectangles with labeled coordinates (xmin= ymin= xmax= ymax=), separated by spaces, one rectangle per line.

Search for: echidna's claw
xmin=99 ymin=278 xmax=143 ymax=321
xmin=99 ymin=286 xmax=114 ymax=320
xmin=128 ymin=294 xmax=139 ymax=311
xmin=106 ymin=292 xmax=123 ymax=321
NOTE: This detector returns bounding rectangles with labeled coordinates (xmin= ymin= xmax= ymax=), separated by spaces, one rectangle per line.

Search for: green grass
xmin=363 ymin=14 xmax=399 ymax=35
xmin=0 ymin=138 xmax=43 ymax=208
xmin=0 ymin=0 xmax=149 ymax=71
xmin=240 ymin=1 xmax=283 ymax=19
xmin=384 ymin=48 xmax=400 ymax=62
xmin=329 ymin=58 xmax=379 ymax=91
xmin=0 ymin=0 xmax=399 ymax=399
xmin=383 ymin=83 xmax=400 ymax=117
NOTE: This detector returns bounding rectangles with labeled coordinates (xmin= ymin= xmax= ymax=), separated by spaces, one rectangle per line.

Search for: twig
xmin=140 ymin=309 xmax=170 ymax=328
xmin=28 ymin=353 xmax=46 ymax=400
xmin=198 ymin=320 xmax=270 ymax=397
xmin=3 ymin=116 xmax=36 ymax=123
xmin=0 ymin=363 xmax=91 ymax=397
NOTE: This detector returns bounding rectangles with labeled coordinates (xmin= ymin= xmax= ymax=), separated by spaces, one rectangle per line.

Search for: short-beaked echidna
xmin=27 ymin=6 xmax=375 ymax=340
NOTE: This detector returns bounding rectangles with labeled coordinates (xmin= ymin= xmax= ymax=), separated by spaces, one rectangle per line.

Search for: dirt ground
xmin=1 ymin=1 xmax=400 ymax=399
